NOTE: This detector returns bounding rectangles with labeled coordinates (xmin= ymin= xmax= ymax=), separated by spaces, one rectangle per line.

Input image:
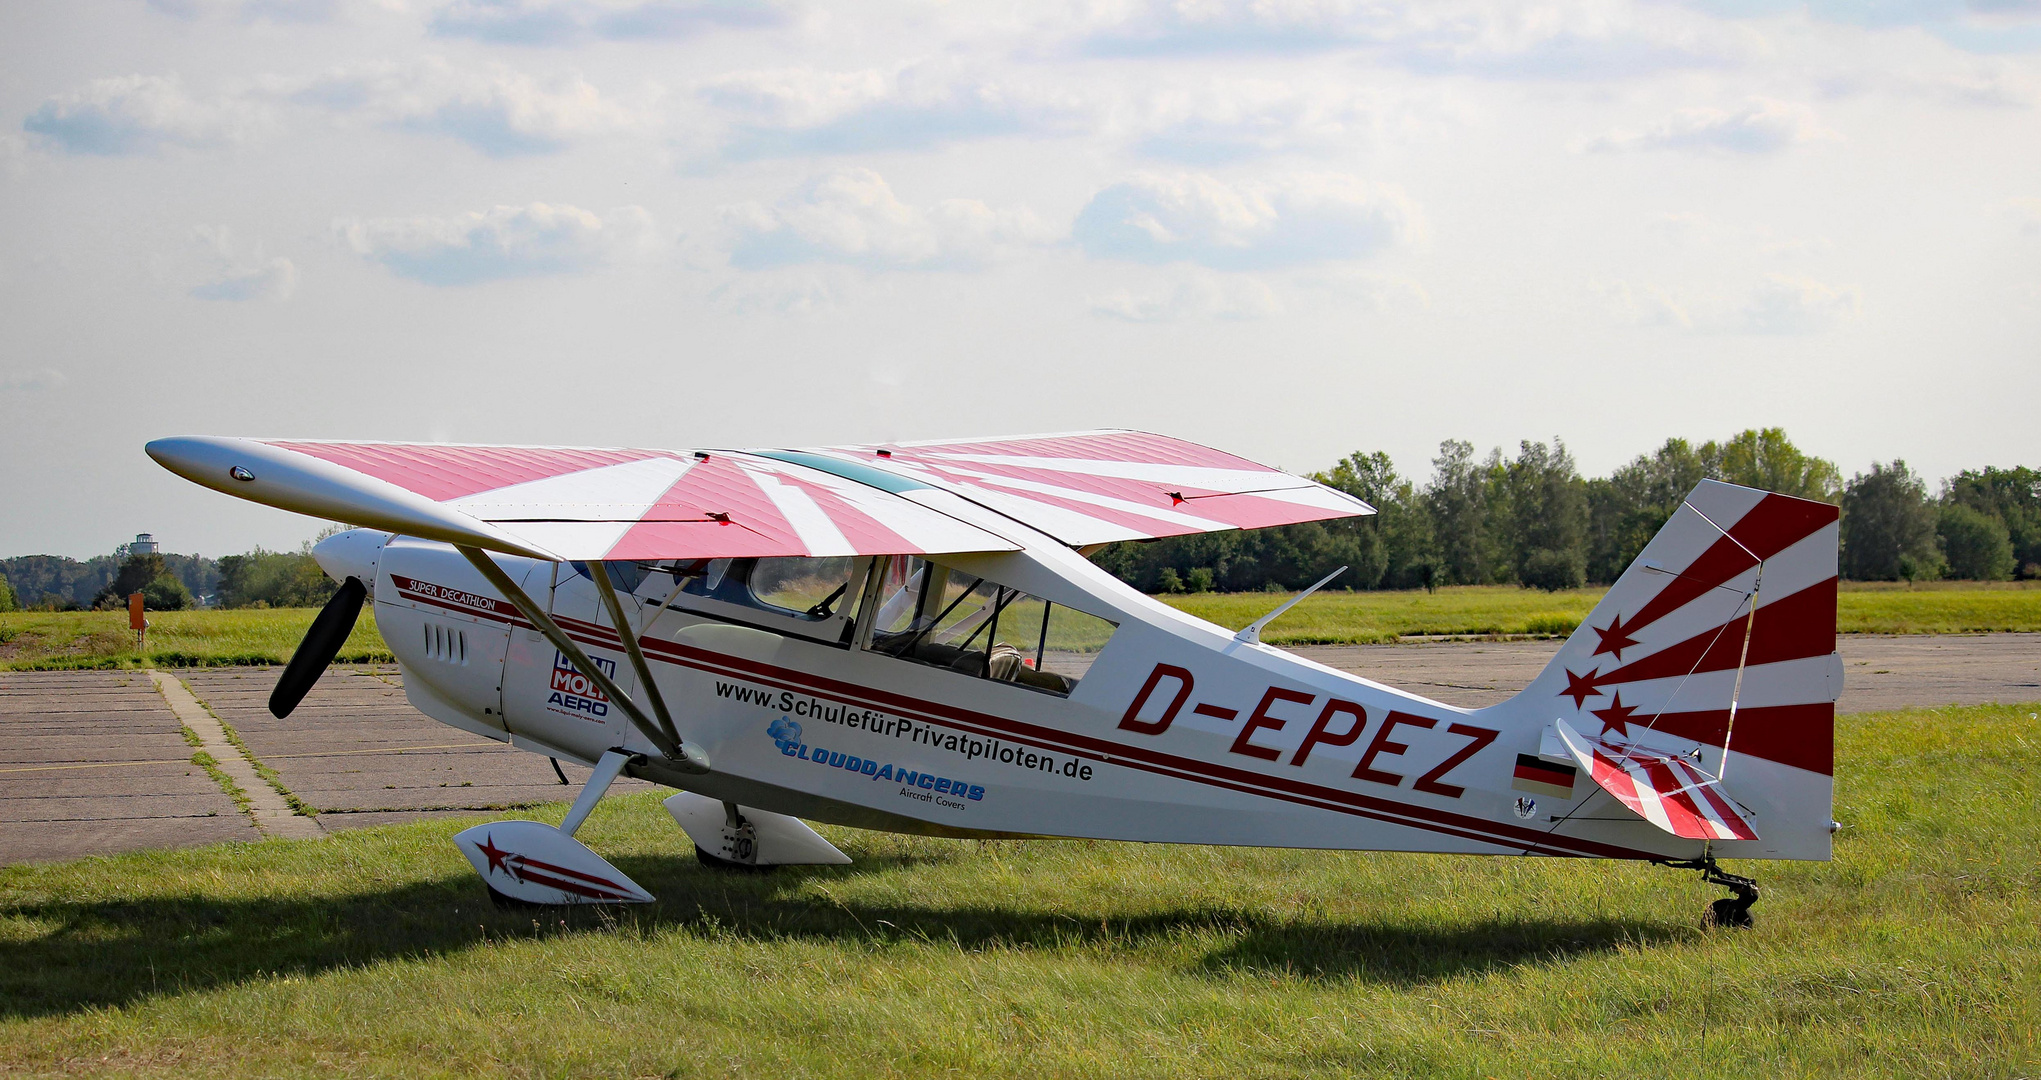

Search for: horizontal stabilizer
xmin=1552 ymin=719 xmax=1758 ymax=842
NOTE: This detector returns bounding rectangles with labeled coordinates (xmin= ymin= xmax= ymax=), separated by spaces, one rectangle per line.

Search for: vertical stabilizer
xmin=1493 ymin=479 xmax=1841 ymax=860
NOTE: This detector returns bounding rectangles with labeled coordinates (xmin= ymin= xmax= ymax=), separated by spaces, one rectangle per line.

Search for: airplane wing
xmin=145 ymin=437 xmax=1020 ymax=562
xmin=1550 ymin=719 xmax=1759 ymax=842
xmin=778 ymin=430 xmax=1375 ymax=547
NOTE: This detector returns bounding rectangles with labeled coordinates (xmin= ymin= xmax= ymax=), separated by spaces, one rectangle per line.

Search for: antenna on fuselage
xmin=1233 ymin=565 xmax=1347 ymax=647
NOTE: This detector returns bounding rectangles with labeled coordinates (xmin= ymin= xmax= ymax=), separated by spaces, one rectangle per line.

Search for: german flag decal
xmin=1512 ymin=754 xmax=1577 ymax=799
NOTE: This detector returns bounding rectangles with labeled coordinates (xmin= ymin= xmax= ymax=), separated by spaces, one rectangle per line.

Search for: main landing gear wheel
xmin=694 ymin=845 xmax=775 ymax=874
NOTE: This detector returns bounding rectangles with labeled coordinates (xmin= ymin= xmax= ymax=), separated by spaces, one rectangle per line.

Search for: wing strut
xmin=457 ymin=546 xmax=710 ymax=774
xmin=588 ymin=561 xmax=685 ymax=753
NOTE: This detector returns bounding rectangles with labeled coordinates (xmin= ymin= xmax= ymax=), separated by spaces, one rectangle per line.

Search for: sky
xmin=1 ymin=0 xmax=2036 ymax=560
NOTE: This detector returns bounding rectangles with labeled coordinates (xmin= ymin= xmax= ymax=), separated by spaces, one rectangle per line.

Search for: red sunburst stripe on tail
xmin=1588 ymin=577 xmax=1837 ymax=690
xmin=1621 ymin=493 xmax=1838 ymax=637
xmin=1646 ymin=702 xmax=1834 ymax=775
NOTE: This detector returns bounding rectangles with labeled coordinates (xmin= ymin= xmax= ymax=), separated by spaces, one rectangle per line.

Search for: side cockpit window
xmin=863 ymin=556 xmax=1115 ymax=696
xmin=578 ymin=557 xmax=869 ymax=638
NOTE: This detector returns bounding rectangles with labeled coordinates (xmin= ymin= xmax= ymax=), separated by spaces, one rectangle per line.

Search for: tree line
xmin=0 ymin=542 xmax=341 ymax=612
xmin=1091 ymin=428 xmax=2039 ymax=594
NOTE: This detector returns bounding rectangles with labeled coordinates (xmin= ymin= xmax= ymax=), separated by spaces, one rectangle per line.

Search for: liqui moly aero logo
xmin=547 ymin=651 xmax=616 ymax=720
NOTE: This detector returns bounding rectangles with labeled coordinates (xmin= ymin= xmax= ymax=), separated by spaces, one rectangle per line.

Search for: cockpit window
xmin=864 ymin=556 xmax=1115 ymax=696
xmin=747 ymin=557 xmax=862 ymax=620
xmin=590 ymin=557 xmax=869 ymax=632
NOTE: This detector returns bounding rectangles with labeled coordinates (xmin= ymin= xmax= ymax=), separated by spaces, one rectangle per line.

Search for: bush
xmin=1938 ymin=504 xmax=2016 ymax=581
xmin=141 ymin=573 xmax=192 ymax=611
xmin=1185 ymin=568 xmax=1216 ymax=593
xmin=90 ymin=553 xmax=190 ymax=611
xmin=1519 ymin=547 xmax=1586 ymax=592
xmin=1154 ymin=567 xmax=1184 ymax=594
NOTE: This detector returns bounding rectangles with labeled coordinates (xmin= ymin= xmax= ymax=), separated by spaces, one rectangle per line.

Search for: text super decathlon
xmin=148 ymin=431 xmax=1842 ymax=925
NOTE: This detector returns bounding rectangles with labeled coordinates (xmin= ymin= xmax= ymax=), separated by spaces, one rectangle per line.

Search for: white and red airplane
xmin=147 ymin=431 xmax=1840 ymax=925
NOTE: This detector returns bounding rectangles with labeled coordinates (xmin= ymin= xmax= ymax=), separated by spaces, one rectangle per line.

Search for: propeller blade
xmin=269 ymin=576 xmax=366 ymax=719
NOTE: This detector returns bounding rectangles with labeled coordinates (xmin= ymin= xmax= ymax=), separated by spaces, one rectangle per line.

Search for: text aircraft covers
xmin=145 ymin=437 xmax=1020 ymax=562
xmin=790 ymin=430 xmax=1376 ymax=548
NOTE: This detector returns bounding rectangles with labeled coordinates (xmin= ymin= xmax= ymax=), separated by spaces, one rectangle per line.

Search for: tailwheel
xmin=1706 ymin=896 xmax=1755 ymax=929
xmin=1664 ymin=855 xmax=1759 ymax=930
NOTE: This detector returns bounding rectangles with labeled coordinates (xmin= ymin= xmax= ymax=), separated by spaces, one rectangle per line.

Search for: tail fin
xmin=1500 ymin=479 xmax=1841 ymax=860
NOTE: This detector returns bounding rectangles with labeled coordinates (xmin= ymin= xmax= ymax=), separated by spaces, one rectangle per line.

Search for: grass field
xmin=1 ymin=581 xmax=2034 ymax=669
xmin=1160 ymin=581 xmax=2041 ymax=644
xmin=0 ymin=608 xmax=392 ymax=671
xmin=0 ymin=701 xmax=2034 ymax=1077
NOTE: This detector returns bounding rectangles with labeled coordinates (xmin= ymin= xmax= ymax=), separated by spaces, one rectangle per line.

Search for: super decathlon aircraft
xmin=147 ymin=431 xmax=1841 ymax=926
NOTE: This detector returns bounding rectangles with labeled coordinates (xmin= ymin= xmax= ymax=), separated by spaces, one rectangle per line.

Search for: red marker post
xmin=128 ymin=592 xmax=147 ymax=652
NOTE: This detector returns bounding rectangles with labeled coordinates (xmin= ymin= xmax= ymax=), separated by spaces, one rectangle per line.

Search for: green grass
xmin=1 ymin=580 xmax=2032 ymax=669
xmin=1 ymin=702 xmax=2035 ymax=1078
xmin=1160 ymin=581 xmax=2041 ymax=644
xmin=0 ymin=608 xmax=391 ymax=670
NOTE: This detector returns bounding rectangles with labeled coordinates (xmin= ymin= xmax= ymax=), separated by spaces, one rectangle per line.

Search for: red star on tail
xmin=1559 ymin=668 xmax=1601 ymax=709
xmin=1591 ymin=613 xmax=1640 ymax=659
xmin=1593 ymin=691 xmax=1641 ymax=739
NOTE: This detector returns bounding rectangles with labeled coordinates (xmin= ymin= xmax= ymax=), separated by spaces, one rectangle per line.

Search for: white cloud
xmin=187 ymin=225 xmax=300 ymax=301
xmin=724 ymin=168 xmax=1052 ymax=271
xmin=1127 ymin=81 xmax=1451 ymax=162
xmin=192 ymin=258 xmax=299 ymax=301
xmin=1599 ymin=273 xmax=1860 ymax=333
xmin=1090 ymin=270 xmax=1284 ymax=322
xmin=708 ymin=266 xmax=854 ymax=313
xmin=1078 ymin=0 xmax=1759 ymax=78
xmin=287 ymin=60 xmax=650 ymax=156
xmin=1817 ymin=62 xmax=2037 ymax=109
xmin=145 ymin=0 xmax=393 ymax=21
xmin=0 ymin=368 xmax=66 ymax=392
xmin=1652 ymin=211 xmax=1829 ymax=256
xmin=429 ymin=0 xmax=786 ymax=46
xmin=1072 ymin=172 xmax=1423 ymax=269
xmin=1737 ymin=274 xmax=1859 ymax=333
xmin=698 ymin=63 xmax=1084 ymax=158
xmin=1583 ymin=97 xmax=1837 ymax=154
xmin=23 ymin=75 xmax=271 ymax=155
xmin=334 ymin=203 xmax=655 ymax=285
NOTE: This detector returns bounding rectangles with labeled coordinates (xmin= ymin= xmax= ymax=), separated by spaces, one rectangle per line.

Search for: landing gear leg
xmin=1664 ymin=855 xmax=1758 ymax=929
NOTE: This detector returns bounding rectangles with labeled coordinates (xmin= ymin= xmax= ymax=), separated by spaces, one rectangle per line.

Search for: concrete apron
xmin=147 ymin=669 xmax=325 ymax=841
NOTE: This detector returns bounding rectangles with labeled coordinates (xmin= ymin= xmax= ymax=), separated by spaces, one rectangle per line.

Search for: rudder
xmin=1495 ymin=479 xmax=1841 ymax=860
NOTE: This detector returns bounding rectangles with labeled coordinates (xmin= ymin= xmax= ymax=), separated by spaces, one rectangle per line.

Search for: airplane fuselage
xmin=342 ymin=529 xmax=1745 ymax=865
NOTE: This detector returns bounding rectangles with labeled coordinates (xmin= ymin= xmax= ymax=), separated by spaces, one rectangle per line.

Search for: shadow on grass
xmin=0 ymin=850 xmax=1685 ymax=1019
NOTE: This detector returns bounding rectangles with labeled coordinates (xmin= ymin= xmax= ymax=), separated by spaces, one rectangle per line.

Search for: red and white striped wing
xmin=1553 ymin=719 xmax=1758 ymax=841
xmin=791 ymin=430 xmax=1374 ymax=547
xmin=145 ymin=437 xmax=1018 ymax=561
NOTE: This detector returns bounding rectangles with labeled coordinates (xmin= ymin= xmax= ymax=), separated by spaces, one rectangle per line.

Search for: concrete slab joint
xmin=147 ymin=669 xmax=324 ymax=841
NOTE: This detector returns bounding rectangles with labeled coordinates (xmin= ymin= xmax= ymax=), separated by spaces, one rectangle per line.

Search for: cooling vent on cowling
xmin=423 ymin=621 xmax=468 ymax=665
